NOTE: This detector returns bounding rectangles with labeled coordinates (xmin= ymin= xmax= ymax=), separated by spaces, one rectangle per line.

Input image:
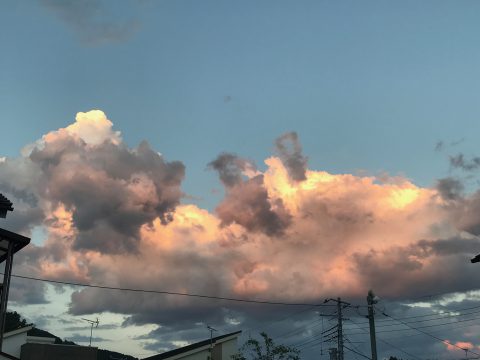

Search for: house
xmin=0 ymin=326 xmax=96 ymax=360
xmin=143 ymin=331 xmax=242 ymax=360
xmin=0 ymin=326 xmax=65 ymax=360
xmin=0 ymin=326 xmax=42 ymax=360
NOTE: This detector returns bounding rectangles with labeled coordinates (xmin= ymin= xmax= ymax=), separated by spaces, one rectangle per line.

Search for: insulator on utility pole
xmin=367 ymin=290 xmax=378 ymax=360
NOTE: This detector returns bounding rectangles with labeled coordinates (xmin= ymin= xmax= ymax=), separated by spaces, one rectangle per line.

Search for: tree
xmin=232 ymin=332 xmax=300 ymax=360
xmin=5 ymin=311 xmax=32 ymax=332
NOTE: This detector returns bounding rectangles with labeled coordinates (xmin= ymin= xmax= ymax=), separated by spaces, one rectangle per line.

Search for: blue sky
xmin=3 ymin=1 xmax=480 ymax=359
xmin=3 ymin=0 xmax=480 ymax=209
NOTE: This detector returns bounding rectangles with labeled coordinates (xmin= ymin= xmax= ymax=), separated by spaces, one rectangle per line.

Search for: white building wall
xmin=177 ymin=348 xmax=211 ymax=360
xmin=220 ymin=338 xmax=238 ymax=360
xmin=2 ymin=331 xmax=28 ymax=358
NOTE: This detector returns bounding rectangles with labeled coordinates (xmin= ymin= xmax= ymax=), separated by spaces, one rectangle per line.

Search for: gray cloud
xmin=66 ymin=333 xmax=109 ymax=343
xmin=352 ymin=237 xmax=480 ymax=299
xmin=26 ymin=138 xmax=184 ymax=253
xmin=209 ymin=153 xmax=291 ymax=236
xmin=8 ymin=276 xmax=48 ymax=305
xmin=445 ymin=191 xmax=480 ymax=236
xmin=40 ymin=0 xmax=140 ymax=45
xmin=436 ymin=177 xmax=464 ymax=201
xmin=215 ymin=176 xmax=291 ymax=236
xmin=450 ymin=153 xmax=480 ymax=172
xmin=275 ymin=132 xmax=308 ymax=182
xmin=208 ymin=153 xmax=252 ymax=188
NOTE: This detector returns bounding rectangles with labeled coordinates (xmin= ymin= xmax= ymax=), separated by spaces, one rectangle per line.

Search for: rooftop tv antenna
xmin=207 ymin=325 xmax=217 ymax=360
xmin=82 ymin=317 xmax=99 ymax=346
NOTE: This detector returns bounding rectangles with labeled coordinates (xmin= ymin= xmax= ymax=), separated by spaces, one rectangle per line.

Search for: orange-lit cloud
xmin=445 ymin=340 xmax=474 ymax=352
xmin=3 ymin=110 xmax=480 ymax=325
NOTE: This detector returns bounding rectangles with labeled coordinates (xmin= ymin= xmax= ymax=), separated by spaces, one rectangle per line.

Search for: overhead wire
xmin=346 ymin=317 xmax=423 ymax=360
xmin=7 ymin=273 xmax=340 ymax=307
xmin=379 ymin=309 xmax=480 ymax=357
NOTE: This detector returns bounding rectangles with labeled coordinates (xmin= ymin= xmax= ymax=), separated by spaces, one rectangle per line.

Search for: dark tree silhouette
xmin=232 ymin=332 xmax=300 ymax=360
xmin=5 ymin=311 xmax=31 ymax=332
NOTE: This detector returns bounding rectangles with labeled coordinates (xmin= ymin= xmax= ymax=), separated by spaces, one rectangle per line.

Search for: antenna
xmin=207 ymin=325 xmax=218 ymax=360
xmin=81 ymin=317 xmax=99 ymax=346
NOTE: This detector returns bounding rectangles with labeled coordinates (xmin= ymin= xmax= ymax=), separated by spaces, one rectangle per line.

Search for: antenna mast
xmin=81 ymin=317 xmax=99 ymax=346
xmin=207 ymin=325 xmax=217 ymax=360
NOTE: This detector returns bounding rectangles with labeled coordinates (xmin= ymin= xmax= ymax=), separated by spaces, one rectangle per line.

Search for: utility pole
xmin=323 ymin=298 xmax=349 ymax=360
xmin=367 ymin=290 xmax=378 ymax=360
xmin=337 ymin=298 xmax=344 ymax=360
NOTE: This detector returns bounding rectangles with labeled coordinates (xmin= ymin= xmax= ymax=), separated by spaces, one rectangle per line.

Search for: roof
xmin=3 ymin=326 xmax=33 ymax=338
xmin=143 ymin=331 xmax=242 ymax=360
xmin=0 ymin=227 xmax=30 ymax=263
xmin=0 ymin=194 xmax=13 ymax=219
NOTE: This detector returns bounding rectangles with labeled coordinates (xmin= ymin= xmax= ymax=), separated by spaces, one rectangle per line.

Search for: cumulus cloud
xmin=5 ymin=110 xmax=480 ymax=357
xmin=1 ymin=110 xmax=184 ymax=256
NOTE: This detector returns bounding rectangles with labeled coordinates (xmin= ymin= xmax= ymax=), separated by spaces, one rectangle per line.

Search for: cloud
xmin=5 ymin=110 xmax=480 ymax=357
xmin=436 ymin=177 xmax=464 ymax=201
xmin=449 ymin=153 xmax=480 ymax=171
xmin=445 ymin=341 xmax=474 ymax=352
xmin=215 ymin=175 xmax=292 ymax=236
xmin=40 ymin=0 xmax=140 ymax=45
xmin=208 ymin=153 xmax=253 ymax=188
xmin=66 ymin=333 xmax=109 ymax=343
xmin=274 ymin=132 xmax=308 ymax=182
xmin=1 ymin=109 xmax=184 ymax=260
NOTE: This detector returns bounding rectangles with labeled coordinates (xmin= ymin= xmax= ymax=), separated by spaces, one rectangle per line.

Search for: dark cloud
xmin=208 ymin=153 xmax=253 ymax=188
xmin=435 ymin=141 xmax=444 ymax=152
xmin=352 ymin=237 xmax=480 ymax=299
xmin=275 ymin=132 xmax=307 ymax=182
xmin=216 ymin=176 xmax=291 ymax=236
xmin=40 ymin=0 xmax=140 ymax=46
xmin=447 ymin=191 xmax=480 ymax=236
xmin=450 ymin=153 xmax=480 ymax=171
xmin=8 ymin=276 xmax=48 ymax=305
xmin=0 ymin=206 xmax=44 ymax=235
xmin=209 ymin=153 xmax=291 ymax=236
xmin=27 ymin=138 xmax=184 ymax=253
xmin=436 ymin=177 xmax=464 ymax=201
xmin=66 ymin=333 xmax=109 ymax=343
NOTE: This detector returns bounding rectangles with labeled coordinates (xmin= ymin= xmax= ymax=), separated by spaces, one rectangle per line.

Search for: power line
xmin=250 ymin=306 xmax=319 ymax=336
xmin=347 ymin=317 xmax=423 ymax=360
xmin=348 ymin=303 xmax=480 ymax=328
xmin=8 ymin=273 xmax=339 ymax=307
xmin=379 ymin=310 xmax=480 ymax=357
xmin=344 ymin=312 xmax=480 ymax=336
xmin=344 ymin=345 xmax=371 ymax=360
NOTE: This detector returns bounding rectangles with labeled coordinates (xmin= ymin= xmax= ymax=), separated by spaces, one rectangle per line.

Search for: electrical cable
xmin=344 ymin=345 xmax=371 ymax=360
xmin=379 ymin=309 xmax=480 ymax=357
xmin=347 ymin=317 xmax=423 ymax=360
xmin=7 ymin=273 xmax=339 ymax=307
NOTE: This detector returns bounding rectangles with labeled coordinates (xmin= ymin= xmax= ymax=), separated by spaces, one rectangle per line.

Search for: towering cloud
xmin=274 ymin=132 xmax=308 ymax=182
xmin=1 ymin=110 xmax=184 ymax=253
xmin=3 ymin=110 xmax=480 ymax=353
xmin=209 ymin=153 xmax=291 ymax=236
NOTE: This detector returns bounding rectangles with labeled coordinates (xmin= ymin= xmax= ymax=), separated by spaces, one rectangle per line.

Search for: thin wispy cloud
xmin=40 ymin=0 xmax=140 ymax=45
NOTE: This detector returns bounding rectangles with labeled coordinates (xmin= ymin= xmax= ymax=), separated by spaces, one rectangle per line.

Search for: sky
xmin=2 ymin=1 xmax=480 ymax=359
